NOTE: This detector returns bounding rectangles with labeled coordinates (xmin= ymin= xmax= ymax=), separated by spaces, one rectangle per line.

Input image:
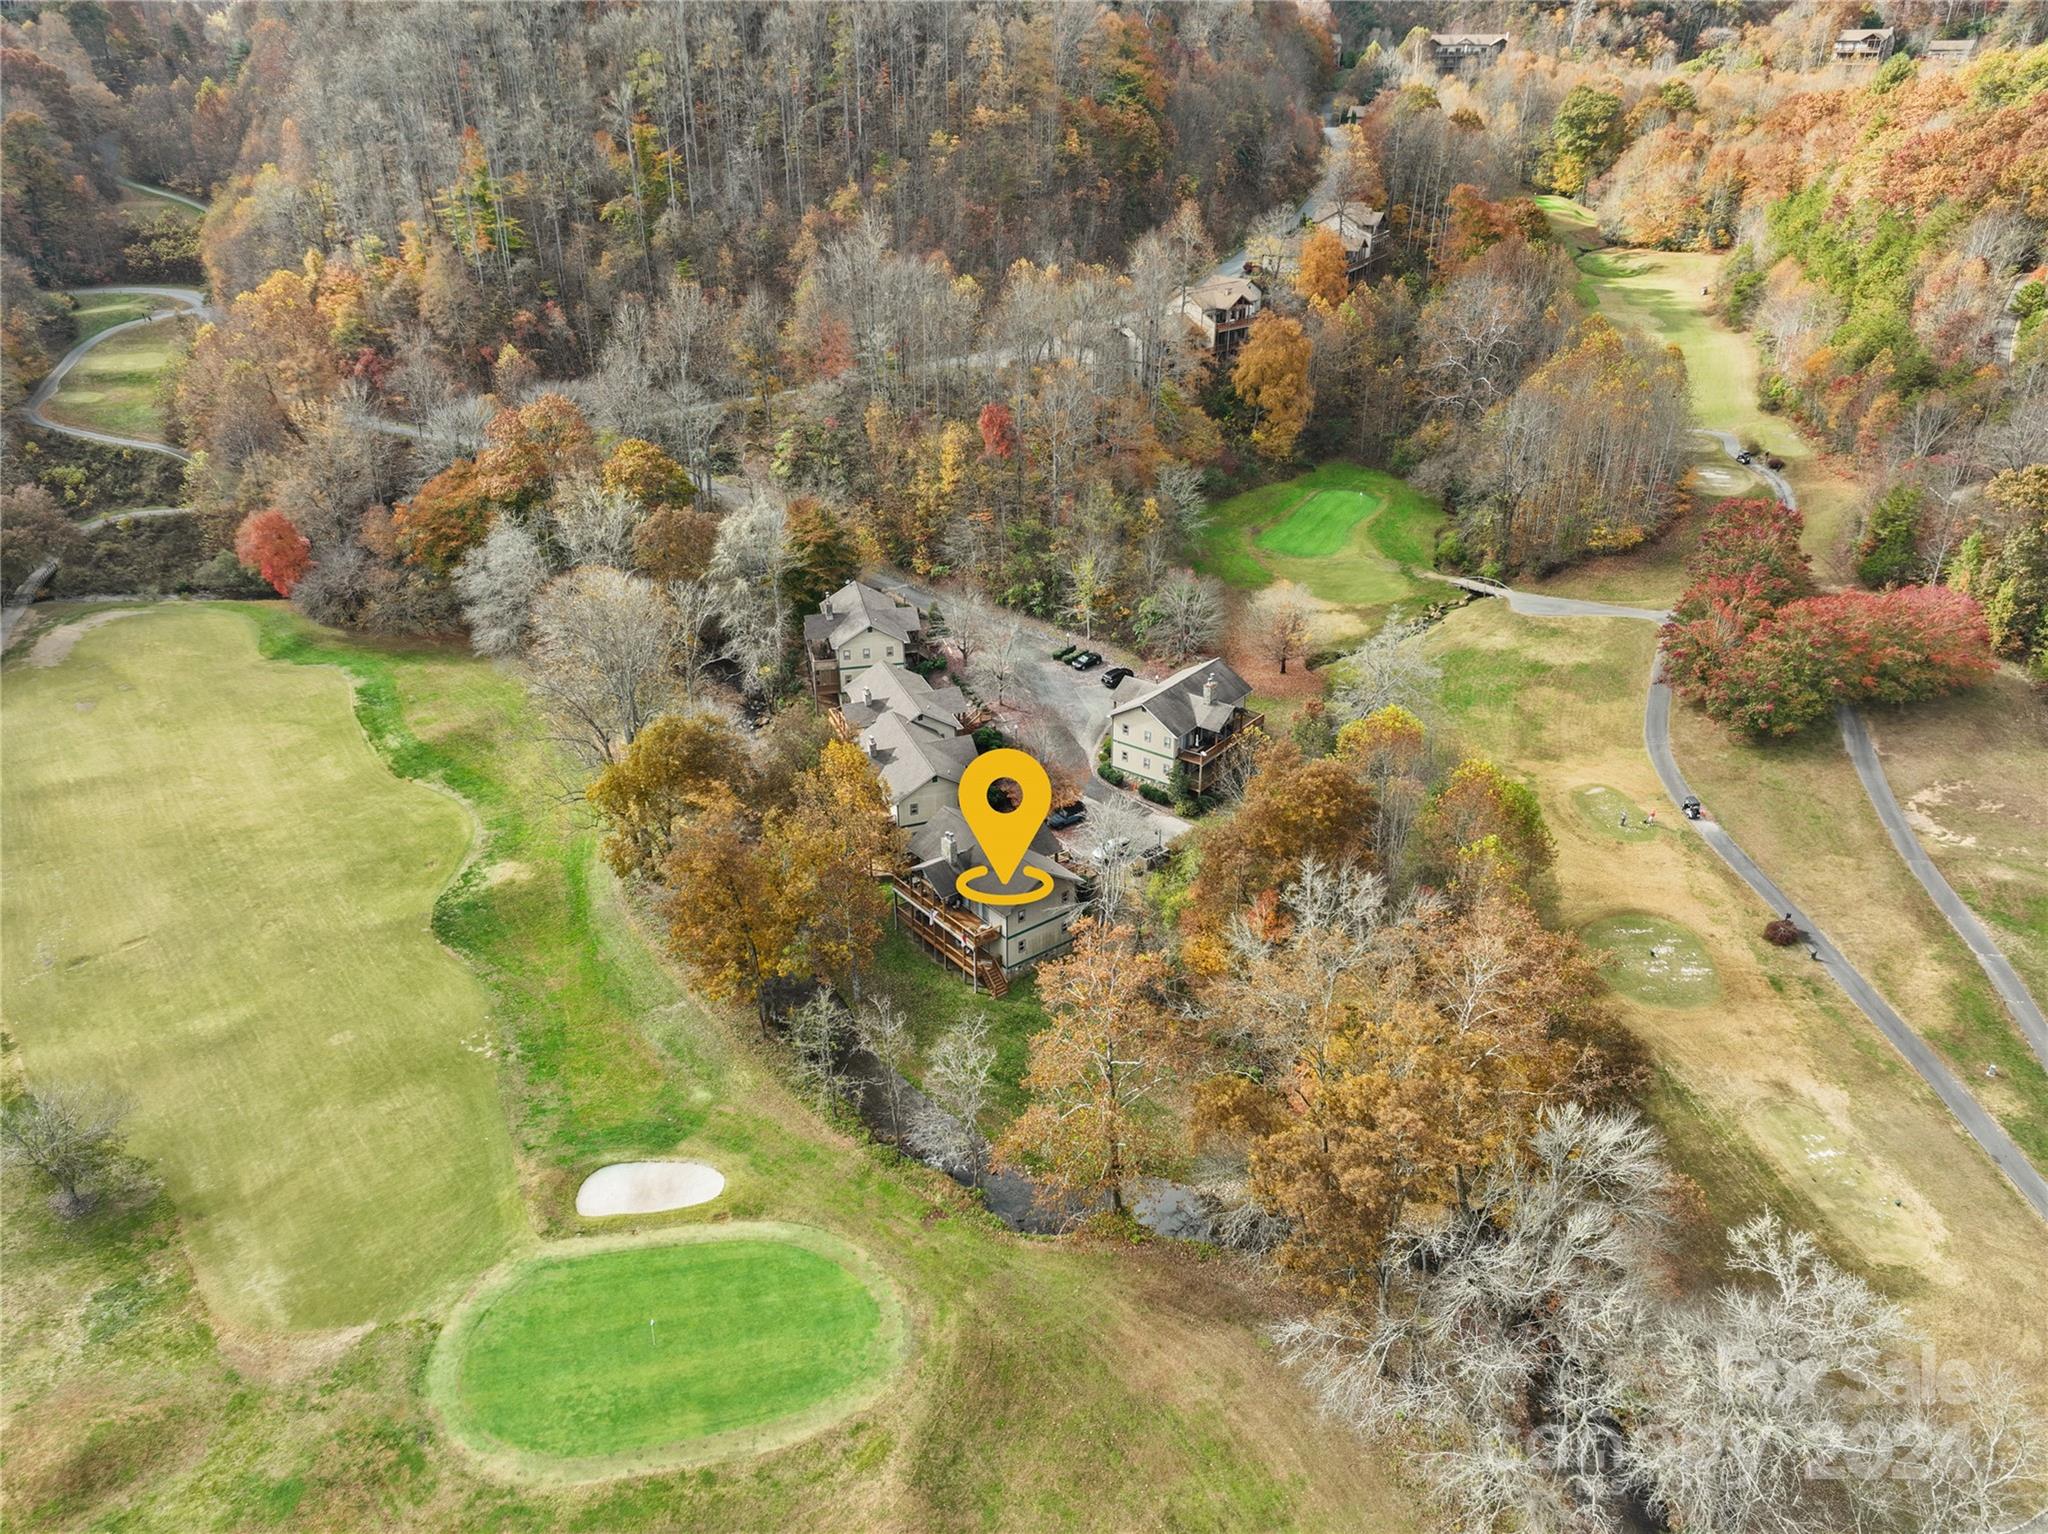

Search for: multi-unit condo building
xmin=803 ymin=578 xmax=924 ymax=704
xmin=1175 ymin=274 xmax=1263 ymax=356
xmin=1834 ymin=27 xmax=1896 ymax=61
xmin=1105 ymin=658 xmax=1261 ymax=796
xmin=804 ymin=577 xmax=1094 ymax=992
xmin=1427 ymin=32 xmax=1508 ymax=70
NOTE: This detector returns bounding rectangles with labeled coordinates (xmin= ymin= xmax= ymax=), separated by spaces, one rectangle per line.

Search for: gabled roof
xmin=1109 ymin=656 xmax=1252 ymax=738
xmin=1182 ymin=275 xmax=1261 ymax=313
xmin=1837 ymin=27 xmax=1895 ymax=41
xmin=1923 ymin=38 xmax=1976 ymax=55
xmin=807 ymin=578 xmax=921 ymax=651
xmin=907 ymin=807 xmax=1084 ymax=902
xmin=861 ymin=712 xmax=978 ymax=804
xmin=1430 ymin=32 xmax=1508 ymax=46
xmin=841 ymin=661 xmax=969 ymax=736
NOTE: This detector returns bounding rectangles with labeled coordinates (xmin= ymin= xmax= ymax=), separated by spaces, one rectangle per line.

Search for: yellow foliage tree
xmin=1294 ymin=226 xmax=1351 ymax=311
xmin=1231 ymin=312 xmax=1314 ymax=461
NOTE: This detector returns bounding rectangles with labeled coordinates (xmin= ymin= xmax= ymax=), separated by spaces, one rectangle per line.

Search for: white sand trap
xmin=575 ymin=1161 xmax=725 ymax=1217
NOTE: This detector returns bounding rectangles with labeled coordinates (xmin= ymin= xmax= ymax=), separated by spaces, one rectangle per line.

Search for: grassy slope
xmin=117 ymin=184 xmax=202 ymax=224
xmin=872 ymin=925 xmax=1046 ymax=1130
xmin=0 ymin=607 xmax=523 ymax=1330
xmin=1425 ymin=601 xmax=2048 ymax=1382
xmin=1 ymin=602 xmax=1418 ymax=1533
xmin=40 ymin=313 xmax=193 ymax=441
xmin=1195 ymin=462 xmax=1442 ymax=637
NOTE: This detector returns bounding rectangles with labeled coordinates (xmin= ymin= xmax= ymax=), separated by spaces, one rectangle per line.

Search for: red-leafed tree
xmin=1684 ymin=498 xmax=1813 ymax=602
xmin=235 ymin=510 xmax=312 ymax=596
xmin=978 ymin=401 xmax=1018 ymax=461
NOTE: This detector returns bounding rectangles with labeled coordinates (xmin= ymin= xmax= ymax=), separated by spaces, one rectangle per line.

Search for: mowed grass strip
xmin=41 ymin=315 xmax=193 ymax=441
xmin=66 ymin=290 xmax=172 ymax=343
xmin=0 ymin=607 xmax=522 ymax=1329
xmin=450 ymin=1234 xmax=891 ymax=1462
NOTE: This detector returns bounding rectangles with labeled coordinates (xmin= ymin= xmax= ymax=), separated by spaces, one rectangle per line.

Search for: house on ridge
xmin=1921 ymin=37 xmax=1977 ymax=67
xmin=861 ymin=711 xmax=979 ymax=832
xmin=1428 ymin=32 xmax=1508 ymax=71
xmin=1834 ymin=27 xmax=1896 ymax=62
xmin=1105 ymin=657 xmax=1261 ymax=796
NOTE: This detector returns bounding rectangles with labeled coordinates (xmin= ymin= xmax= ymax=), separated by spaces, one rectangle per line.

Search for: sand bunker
xmin=575 ymin=1161 xmax=725 ymax=1217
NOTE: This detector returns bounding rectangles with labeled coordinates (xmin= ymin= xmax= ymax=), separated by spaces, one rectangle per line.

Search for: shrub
xmin=1854 ymin=483 xmax=1923 ymax=590
xmin=1434 ymin=527 xmax=1467 ymax=569
xmin=1098 ymin=764 xmax=1127 ymax=787
xmin=1053 ymin=644 xmax=1077 ymax=660
xmin=1763 ymin=918 xmax=1801 ymax=946
xmin=972 ymin=725 xmax=1007 ymax=752
xmin=1138 ymin=782 xmax=1172 ymax=805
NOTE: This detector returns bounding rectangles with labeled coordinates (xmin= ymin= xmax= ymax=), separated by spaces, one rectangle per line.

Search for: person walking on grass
xmin=1619 ymin=811 xmax=1630 ymax=830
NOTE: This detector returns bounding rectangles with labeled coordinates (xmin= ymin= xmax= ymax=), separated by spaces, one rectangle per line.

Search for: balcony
xmin=1176 ymin=711 xmax=1265 ymax=792
xmin=888 ymin=875 xmax=1008 ymax=996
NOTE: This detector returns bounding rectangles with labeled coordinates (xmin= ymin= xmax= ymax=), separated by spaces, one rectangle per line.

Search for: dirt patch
xmin=482 ymin=860 xmax=535 ymax=886
xmin=29 ymin=609 xmax=139 ymax=668
xmin=574 ymin=1160 xmax=725 ymax=1217
xmin=1903 ymin=782 xmax=1982 ymax=849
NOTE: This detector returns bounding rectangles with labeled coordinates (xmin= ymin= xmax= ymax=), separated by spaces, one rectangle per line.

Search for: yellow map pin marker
xmin=955 ymin=748 xmax=1055 ymax=906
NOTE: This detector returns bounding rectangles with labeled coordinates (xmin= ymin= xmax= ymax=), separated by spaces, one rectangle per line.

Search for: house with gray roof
xmin=860 ymin=712 xmax=979 ymax=831
xmin=1176 ymin=275 xmax=1262 ymax=356
xmin=1105 ymin=657 xmax=1261 ymax=794
xmin=838 ymin=661 xmax=972 ymax=741
xmin=1301 ymin=198 xmax=1386 ymax=281
xmin=1921 ymin=37 xmax=1977 ymax=67
xmin=803 ymin=579 xmax=924 ymax=703
xmin=890 ymin=808 xmax=1090 ymax=992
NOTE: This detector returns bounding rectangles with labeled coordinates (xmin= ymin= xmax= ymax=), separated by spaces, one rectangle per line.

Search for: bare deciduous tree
xmin=1250 ymin=585 xmax=1313 ymax=674
xmin=527 ymin=566 xmax=679 ymax=766
xmin=906 ymin=1015 xmax=996 ymax=1177
xmin=1330 ymin=615 xmax=1441 ymax=722
xmin=1139 ymin=570 xmax=1225 ymax=662
xmin=454 ymin=522 xmax=551 ymax=656
xmin=1 ymin=1082 xmax=137 ymax=1217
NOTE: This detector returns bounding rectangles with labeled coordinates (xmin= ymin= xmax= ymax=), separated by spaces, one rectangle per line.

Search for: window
xmin=1143 ymin=729 xmax=1152 ymax=745
xmin=862 ymin=647 xmax=872 ymax=660
xmin=1120 ymin=722 xmax=1130 ymax=735
xmin=908 ymin=802 xmax=918 ymax=816
xmin=1013 ymin=939 xmax=1025 ymax=956
xmin=1120 ymin=749 xmax=1129 ymax=763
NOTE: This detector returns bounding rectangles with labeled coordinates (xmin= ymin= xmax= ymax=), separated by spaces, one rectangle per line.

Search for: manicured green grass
xmin=1582 ymin=912 xmax=1720 ymax=1009
xmin=1197 ymin=462 xmax=1443 ymax=616
xmin=448 ymin=1232 xmax=891 ymax=1461
xmin=1560 ymin=239 xmax=1858 ymax=578
xmin=41 ymin=315 xmax=192 ymax=441
xmin=1255 ymin=489 xmax=1374 ymax=557
xmin=0 ymin=607 xmax=523 ymax=1329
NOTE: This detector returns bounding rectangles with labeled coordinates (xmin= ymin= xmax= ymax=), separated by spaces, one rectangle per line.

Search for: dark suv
xmin=1100 ymin=665 xmax=1133 ymax=687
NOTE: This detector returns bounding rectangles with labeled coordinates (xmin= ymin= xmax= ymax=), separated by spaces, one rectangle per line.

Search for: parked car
xmin=1736 ymin=452 xmax=1753 ymax=465
xmin=1101 ymin=665 xmax=1133 ymax=688
xmin=1067 ymin=650 xmax=1103 ymax=671
xmin=1047 ymin=803 xmax=1086 ymax=830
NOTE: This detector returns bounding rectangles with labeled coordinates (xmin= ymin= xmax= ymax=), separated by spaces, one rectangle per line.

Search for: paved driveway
xmin=866 ymin=573 xmax=1193 ymax=849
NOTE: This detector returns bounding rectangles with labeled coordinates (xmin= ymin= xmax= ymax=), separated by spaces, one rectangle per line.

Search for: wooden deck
xmin=888 ymin=874 xmax=1008 ymax=997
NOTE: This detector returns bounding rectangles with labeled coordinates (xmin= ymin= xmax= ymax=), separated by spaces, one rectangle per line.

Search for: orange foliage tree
xmin=234 ymin=509 xmax=312 ymax=595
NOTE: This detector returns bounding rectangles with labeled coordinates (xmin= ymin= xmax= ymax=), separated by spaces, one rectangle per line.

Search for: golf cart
xmin=1681 ymin=796 xmax=1704 ymax=821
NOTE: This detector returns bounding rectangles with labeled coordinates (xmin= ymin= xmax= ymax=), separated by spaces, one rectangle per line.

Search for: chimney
xmin=1203 ymin=672 xmax=1218 ymax=704
xmin=859 ymin=685 xmax=873 ymax=705
xmin=940 ymin=830 xmax=956 ymax=863
xmin=862 ymin=735 xmax=875 ymax=757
